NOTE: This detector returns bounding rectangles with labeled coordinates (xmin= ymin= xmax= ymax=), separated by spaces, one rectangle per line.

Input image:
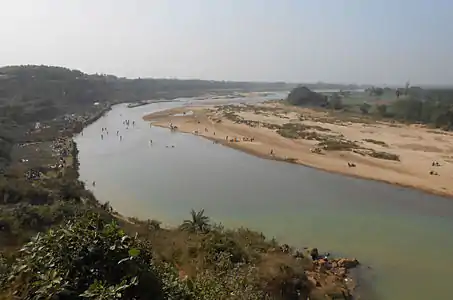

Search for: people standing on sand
xmin=101 ymin=134 xmax=103 ymax=140
xmin=133 ymin=121 xmax=135 ymax=126
xmin=270 ymin=149 xmax=274 ymax=155
xmin=92 ymin=181 xmax=96 ymax=187
xmin=120 ymin=136 xmax=123 ymax=141
xmin=149 ymin=139 xmax=153 ymax=145
xmin=117 ymin=130 xmax=119 ymax=136
xmin=226 ymin=135 xmax=228 ymax=141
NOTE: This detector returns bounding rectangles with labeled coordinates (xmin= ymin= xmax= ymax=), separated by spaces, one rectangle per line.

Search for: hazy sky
xmin=0 ymin=0 xmax=452 ymax=85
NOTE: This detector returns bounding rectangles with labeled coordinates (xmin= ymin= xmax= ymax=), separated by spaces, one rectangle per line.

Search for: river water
xmin=75 ymin=93 xmax=453 ymax=300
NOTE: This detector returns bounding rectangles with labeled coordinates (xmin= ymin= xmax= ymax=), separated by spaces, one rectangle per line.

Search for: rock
xmin=335 ymin=258 xmax=359 ymax=269
xmin=307 ymin=275 xmax=321 ymax=287
xmin=337 ymin=267 xmax=347 ymax=277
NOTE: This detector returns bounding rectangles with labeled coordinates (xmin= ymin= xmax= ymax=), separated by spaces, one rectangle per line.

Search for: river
xmin=75 ymin=93 xmax=453 ymax=300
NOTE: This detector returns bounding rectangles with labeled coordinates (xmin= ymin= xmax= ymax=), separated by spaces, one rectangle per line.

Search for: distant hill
xmin=0 ymin=65 xmax=297 ymax=124
xmin=0 ymin=65 xmax=369 ymax=125
xmin=286 ymin=86 xmax=328 ymax=106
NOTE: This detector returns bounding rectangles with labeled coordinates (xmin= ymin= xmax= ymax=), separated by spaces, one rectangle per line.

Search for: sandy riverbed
xmin=144 ymin=102 xmax=453 ymax=198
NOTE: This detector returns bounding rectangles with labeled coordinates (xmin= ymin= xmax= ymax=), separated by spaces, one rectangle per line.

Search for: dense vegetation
xmin=0 ymin=65 xmax=357 ymax=299
xmin=1 ymin=212 xmax=321 ymax=299
xmin=0 ymin=65 xmax=294 ymax=124
xmin=286 ymin=86 xmax=328 ymax=107
xmin=287 ymin=85 xmax=453 ymax=130
xmin=383 ymin=89 xmax=453 ymax=129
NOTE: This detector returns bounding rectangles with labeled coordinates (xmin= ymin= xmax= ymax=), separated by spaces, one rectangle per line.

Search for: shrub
xmin=368 ymin=150 xmax=400 ymax=161
xmin=317 ymin=139 xmax=358 ymax=151
xmin=363 ymin=138 xmax=388 ymax=147
xmin=1 ymin=214 xmax=190 ymax=299
xmin=191 ymin=262 xmax=268 ymax=300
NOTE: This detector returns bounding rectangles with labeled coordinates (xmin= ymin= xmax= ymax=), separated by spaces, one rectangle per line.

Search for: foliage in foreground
xmin=1 ymin=214 xmax=175 ymax=299
xmin=1 ymin=213 xmax=303 ymax=300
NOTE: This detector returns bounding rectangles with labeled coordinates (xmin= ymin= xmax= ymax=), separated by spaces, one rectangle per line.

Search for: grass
xmin=363 ymin=138 xmax=388 ymax=147
xmin=221 ymin=104 xmax=401 ymax=166
xmin=275 ymin=123 xmax=331 ymax=141
xmin=317 ymin=139 xmax=359 ymax=151
xmin=368 ymin=150 xmax=400 ymax=161
xmin=114 ymin=212 xmax=353 ymax=299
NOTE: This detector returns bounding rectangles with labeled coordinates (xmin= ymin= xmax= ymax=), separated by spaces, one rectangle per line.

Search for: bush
xmin=363 ymin=138 xmax=388 ymax=147
xmin=368 ymin=150 xmax=400 ymax=161
xmin=191 ymin=262 xmax=268 ymax=300
xmin=1 ymin=214 xmax=190 ymax=299
xmin=318 ymin=139 xmax=358 ymax=151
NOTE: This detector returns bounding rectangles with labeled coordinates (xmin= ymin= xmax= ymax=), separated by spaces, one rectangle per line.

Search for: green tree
xmin=367 ymin=86 xmax=384 ymax=96
xmin=376 ymin=104 xmax=388 ymax=116
xmin=180 ymin=209 xmax=211 ymax=233
xmin=359 ymin=102 xmax=371 ymax=114
xmin=329 ymin=97 xmax=343 ymax=110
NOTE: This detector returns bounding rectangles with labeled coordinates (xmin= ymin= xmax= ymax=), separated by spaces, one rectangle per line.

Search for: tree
xmin=405 ymin=81 xmax=410 ymax=96
xmin=180 ymin=209 xmax=210 ymax=232
xmin=286 ymin=86 xmax=327 ymax=106
xmin=367 ymin=87 xmax=384 ymax=96
xmin=359 ymin=102 xmax=371 ymax=114
xmin=328 ymin=94 xmax=343 ymax=110
xmin=376 ymin=104 xmax=388 ymax=116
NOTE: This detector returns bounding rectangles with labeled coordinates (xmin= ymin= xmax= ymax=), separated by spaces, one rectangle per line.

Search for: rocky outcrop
xmin=334 ymin=258 xmax=360 ymax=269
xmin=286 ymin=86 xmax=328 ymax=107
xmin=305 ymin=249 xmax=361 ymax=299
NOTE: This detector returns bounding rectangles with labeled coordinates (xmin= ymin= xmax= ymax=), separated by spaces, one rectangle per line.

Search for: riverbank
xmin=144 ymin=102 xmax=453 ymax=198
xmin=72 ymin=102 xmax=369 ymax=298
xmin=0 ymin=100 xmax=365 ymax=298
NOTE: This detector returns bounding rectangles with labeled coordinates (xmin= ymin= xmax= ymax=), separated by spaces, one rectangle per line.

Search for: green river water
xmin=76 ymin=96 xmax=453 ymax=299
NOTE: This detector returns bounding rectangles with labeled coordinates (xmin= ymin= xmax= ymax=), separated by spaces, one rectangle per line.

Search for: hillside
xmin=0 ymin=65 xmax=293 ymax=172
xmin=0 ymin=65 xmax=294 ymax=123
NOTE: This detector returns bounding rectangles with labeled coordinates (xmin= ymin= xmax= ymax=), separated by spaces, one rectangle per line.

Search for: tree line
xmin=330 ymin=88 xmax=453 ymax=130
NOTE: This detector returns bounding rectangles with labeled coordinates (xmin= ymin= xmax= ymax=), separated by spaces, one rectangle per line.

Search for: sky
xmin=0 ymin=0 xmax=452 ymax=85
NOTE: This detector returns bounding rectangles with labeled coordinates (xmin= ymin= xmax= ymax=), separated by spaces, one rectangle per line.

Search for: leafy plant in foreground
xmin=1 ymin=214 xmax=185 ymax=299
